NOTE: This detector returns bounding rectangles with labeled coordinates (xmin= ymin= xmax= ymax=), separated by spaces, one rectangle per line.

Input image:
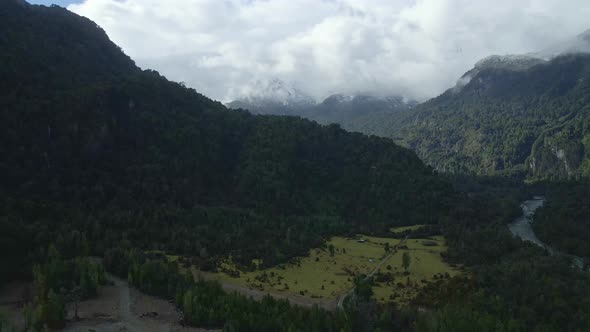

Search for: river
xmin=508 ymin=197 xmax=587 ymax=270
xmin=508 ymin=197 xmax=553 ymax=252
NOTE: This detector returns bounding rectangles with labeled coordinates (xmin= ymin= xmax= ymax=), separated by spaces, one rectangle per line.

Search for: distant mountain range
xmin=230 ymin=30 xmax=590 ymax=179
xmin=227 ymin=81 xmax=416 ymax=134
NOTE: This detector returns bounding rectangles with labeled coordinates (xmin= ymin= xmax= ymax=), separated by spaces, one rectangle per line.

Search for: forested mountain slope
xmin=534 ymin=181 xmax=590 ymax=258
xmin=228 ymin=45 xmax=590 ymax=180
xmin=312 ymin=94 xmax=416 ymax=135
xmin=391 ymin=53 xmax=590 ymax=179
xmin=2 ymin=3 xmax=590 ymax=332
xmin=0 ymin=0 xmax=449 ymax=280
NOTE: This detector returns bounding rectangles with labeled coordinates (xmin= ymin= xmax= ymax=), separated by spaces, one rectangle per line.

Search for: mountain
xmin=4 ymin=3 xmax=590 ymax=332
xmin=229 ymin=89 xmax=416 ymax=134
xmin=313 ymin=94 xmax=417 ymax=134
xmin=227 ymin=29 xmax=590 ymax=180
xmin=458 ymin=55 xmax=547 ymax=83
xmin=389 ymin=52 xmax=590 ymax=178
xmin=226 ymin=78 xmax=315 ymax=116
xmin=0 ymin=0 xmax=450 ymax=279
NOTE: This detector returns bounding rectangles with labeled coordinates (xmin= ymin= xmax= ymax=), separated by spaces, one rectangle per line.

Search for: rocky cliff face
xmin=527 ymin=127 xmax=590 ymax=178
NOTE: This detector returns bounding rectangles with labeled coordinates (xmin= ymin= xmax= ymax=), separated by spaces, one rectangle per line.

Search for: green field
xmin=193 ymin=236 xmax=396 ymax=299
xmin=184 ymin=228 xmax=461 ymax=305
xmin=372 ymin=235 xmax=461 ymax=304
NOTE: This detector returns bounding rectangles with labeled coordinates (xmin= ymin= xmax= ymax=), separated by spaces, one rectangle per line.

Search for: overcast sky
xmin=55 ymin=0 xmax=590 ymax=102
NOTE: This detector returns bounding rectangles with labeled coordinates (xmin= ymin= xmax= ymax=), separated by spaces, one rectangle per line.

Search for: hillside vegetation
xmin=389 ymin=54 xmax=590 ymax=179
xmin=2 ymin=1 xmax=590 ymax=331
xmin=534 ymin=182 xmax=590 ymax=258
xmin=230 ymin=52 xmax=590 ymax=180
xmin=0 ymin=0 xmax=449 ymax=283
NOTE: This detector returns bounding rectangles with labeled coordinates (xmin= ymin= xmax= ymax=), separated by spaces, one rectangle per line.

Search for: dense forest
xmin=6 ymin=188 xmax=590 ymax=331
xmin=386 ymin=53 xmax=590 ymax=179
xmin=533 ymin=181 xmax=590 ymax=258
xmin=0 ymin=0 xmax=450 ymax=283
xmin=1 ymin=1 xmax=590 ymax=331
xmin=416 ymin=181 xmax=590 ymax=332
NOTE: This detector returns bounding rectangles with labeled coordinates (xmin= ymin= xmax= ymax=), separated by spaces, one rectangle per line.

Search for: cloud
xmin=68 ymin=0 xmax=590 ymax=102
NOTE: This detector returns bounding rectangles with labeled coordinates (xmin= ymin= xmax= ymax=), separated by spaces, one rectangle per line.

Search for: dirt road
xmin=62 ymin=276 xmax=212 ymax=332
xmin=196 ymin=272 xmax=338 ymax=311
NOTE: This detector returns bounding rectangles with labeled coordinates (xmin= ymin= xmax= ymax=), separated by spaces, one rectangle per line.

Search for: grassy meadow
xmin=371 ymin=235 xmax=461 ymax=304
xmin=174 ymin=226 xmax=461 ymax=305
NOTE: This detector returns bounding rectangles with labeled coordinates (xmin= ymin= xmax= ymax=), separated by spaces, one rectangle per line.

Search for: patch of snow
xmin=234 ymin=78 xmax=316 ymax=108
xmin=474 ymin=54 xmax=546 ymax=71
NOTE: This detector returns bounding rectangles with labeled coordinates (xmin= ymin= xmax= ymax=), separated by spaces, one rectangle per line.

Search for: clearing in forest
xmin=182 ymin=226 xmax=461 ymax=306
xmin=371 ymin=235 xmax=462 ymax=304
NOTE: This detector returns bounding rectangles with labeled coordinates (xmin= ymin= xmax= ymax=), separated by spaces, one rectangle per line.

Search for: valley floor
xmin=0 ymin=227 xmax=460 ymax=330
xmin=185 ymin=227 xmax=461 ymax=309
xmin=0 ymin=277 xmax=215 ymax=332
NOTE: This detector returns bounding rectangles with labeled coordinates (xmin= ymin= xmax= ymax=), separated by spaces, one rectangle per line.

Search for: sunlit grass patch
xmin=372 ymin=237 xmax=461 ymax=305
xmin=190 ymin=236 xmax=393 ymax=299
xmin=175 ymin=233 xmax=461 ymax=305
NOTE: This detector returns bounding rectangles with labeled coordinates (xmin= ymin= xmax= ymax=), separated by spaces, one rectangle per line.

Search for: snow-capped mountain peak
xmin=321 ymin=94 xmax=354 ymax=105
xmin=473 ymin=54 xmax=546 ymax=71
xmin=456 ymin=28 xmax=590 ymax=90
xmin=234 ymin=78 xmax=315 ymax=108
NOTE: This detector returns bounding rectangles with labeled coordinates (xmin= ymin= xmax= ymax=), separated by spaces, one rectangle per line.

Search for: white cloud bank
xmin=68 ymin=0 xmax=590 ymax=102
